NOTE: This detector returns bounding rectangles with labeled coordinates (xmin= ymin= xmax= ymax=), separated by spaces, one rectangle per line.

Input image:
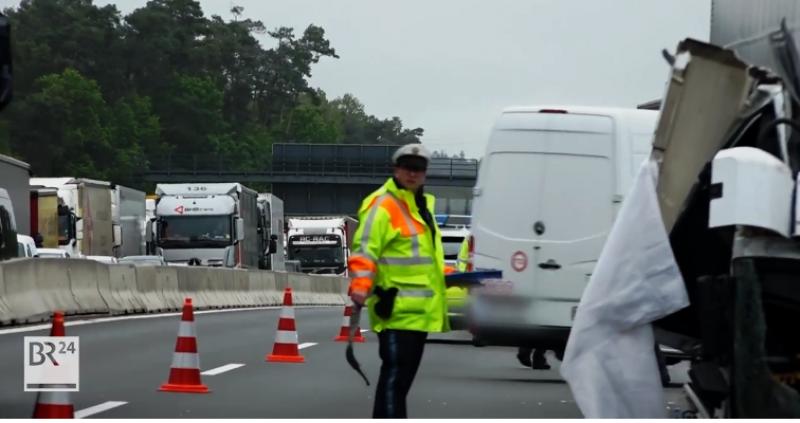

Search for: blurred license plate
xmin=469 ymin=293 xmax=527 ymax=324
xmin=476 ymin=279 xmax=514 ymax=295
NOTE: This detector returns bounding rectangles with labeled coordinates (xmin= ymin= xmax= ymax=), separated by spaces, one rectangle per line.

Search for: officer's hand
xmin=351 ymin=289 xmax=368 ymax=307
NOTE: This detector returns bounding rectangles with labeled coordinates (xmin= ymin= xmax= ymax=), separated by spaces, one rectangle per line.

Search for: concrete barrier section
xmin=4 ymin=258 xmax=80 ymax=323
xmin=108 ymin=264 xmax=145 ymax=313
xmin=0 ymin=257 xmax=354 ymax=325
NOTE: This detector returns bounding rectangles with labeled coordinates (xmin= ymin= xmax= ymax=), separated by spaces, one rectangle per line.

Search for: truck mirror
xmin=223 ymin=245 xmax=236 ymax=268
xmin=113 ymin=224 xmax=122 ymax=247
xmin=74 ymin=215 xmax=84 ymax=241
xmin=269 ymin=234 xmax=278 ymax=254
xmin=236 ymin=218 xmax=245 ymax=242
xmin=145 ymin=220 xmax=154 ymax=242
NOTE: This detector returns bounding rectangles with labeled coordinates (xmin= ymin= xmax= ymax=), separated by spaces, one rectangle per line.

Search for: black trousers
xmin=373 ymin=329 xmax=428 ymax=418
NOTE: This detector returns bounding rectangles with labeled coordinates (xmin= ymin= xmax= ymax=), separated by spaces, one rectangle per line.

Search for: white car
xmin=16 ymin=234 xmax=38 ymax=258
xmin=118 ymin=255 xmax=167 ymax=266
xmin=37 ymin=248 xmax=70 ymax=258
xmin=85 ymin=255 xmax=118 ymax=264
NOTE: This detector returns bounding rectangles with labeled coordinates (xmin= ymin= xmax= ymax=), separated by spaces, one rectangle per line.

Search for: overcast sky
xmin=4 ymin=0 xmax=712 ymax=158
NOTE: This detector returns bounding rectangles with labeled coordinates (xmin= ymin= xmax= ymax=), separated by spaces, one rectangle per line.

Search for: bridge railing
xmin=147 ymin=154 xmax=479 ymax=180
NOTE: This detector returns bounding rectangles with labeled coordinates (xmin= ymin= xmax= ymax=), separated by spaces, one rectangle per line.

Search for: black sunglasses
xmin=398 ymin=164 xmax=427 ymax=172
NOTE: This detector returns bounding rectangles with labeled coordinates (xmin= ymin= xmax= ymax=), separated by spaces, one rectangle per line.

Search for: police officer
xmin=348 ymin=143 xmax=449 ymax=418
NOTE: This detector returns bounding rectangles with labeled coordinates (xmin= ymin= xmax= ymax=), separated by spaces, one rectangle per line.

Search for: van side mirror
xmin=236 ymin=218 xmax=245 ymax=242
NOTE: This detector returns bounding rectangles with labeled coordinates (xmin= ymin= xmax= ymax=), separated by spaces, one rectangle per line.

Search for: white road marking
xmin=0 ymin=305 xmax=334 ymax=336
xmin=298 ymin=342 xmax=318 ymax=350
xmin=75 ymin=401 xmax=128 ymax=418
xmin=360 ymin=329 xmax=370 ymax=333
xmin=201 ymin=363 xmax=245 ymax=376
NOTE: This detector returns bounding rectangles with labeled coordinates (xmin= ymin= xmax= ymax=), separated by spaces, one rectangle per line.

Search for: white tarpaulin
xmin=560 ymin=159 xmax=690 ymax=418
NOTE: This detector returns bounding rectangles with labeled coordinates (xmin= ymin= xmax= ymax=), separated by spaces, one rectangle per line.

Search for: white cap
xmin=391 ymin=143 xmax=431 ymax=164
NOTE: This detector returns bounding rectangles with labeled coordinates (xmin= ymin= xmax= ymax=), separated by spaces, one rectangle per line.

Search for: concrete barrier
xmin=177 ymin=267 xmax=221 ymax=309
xmin=134 ymin=266 xmax=170 ymax=312
xmin=308 ymin=274 xmax=348 ymax=305
xmin=230 ymin=269 xmax=255 ymax=306
xmin=93 ymin=261 xmax=123 ymax=314
xmin=154 ymin=266 xmax=182 ymax=310
xmin=248 ymin=271 xmax=280 ymax=305
xmin=0 ymin=258 xmax=354 ymax=325
xmin=108 ymin=264 xmax=145 ymax=313
xmin=288 ymin=273 xmax=313 ymax=304
xmin=195 ymin=268 xmax=234 ymax=307
xmin=68 ymin=259 xmax=109 ymax=314
xmin=3 ymin=258 xmax=78 ymax=323
xmin=274 ymin=271 xmax=290 ymax=294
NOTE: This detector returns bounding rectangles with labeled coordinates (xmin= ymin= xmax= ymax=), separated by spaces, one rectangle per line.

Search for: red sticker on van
xmin=511 ymin=251 xmax=527 ymax=272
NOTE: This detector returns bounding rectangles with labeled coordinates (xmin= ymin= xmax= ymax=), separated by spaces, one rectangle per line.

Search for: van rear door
xmin=473 ymin=111 xmax=615 ymax=326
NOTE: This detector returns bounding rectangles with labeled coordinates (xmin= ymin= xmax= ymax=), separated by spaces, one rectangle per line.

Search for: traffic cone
xmin=32 ymin=312 xmax=74 ymax=418
xmin=266 ymin=288 xmax=305 ymax=363
xmin=33 ymin=390 xmax=74 ymax=419
xmin=50 ymin=311 xmax=65 ymax=336
xmin=159 ymin=298 xmax=209 ymax=393
xmin=334 ymin=303 xmax=366 ymax=343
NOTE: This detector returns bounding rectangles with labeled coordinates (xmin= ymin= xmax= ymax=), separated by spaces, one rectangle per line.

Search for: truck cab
xmin=286 ymin=216 xmax=357 ymax=275
xmin=151 ymin=183 xmax=258 ymax=268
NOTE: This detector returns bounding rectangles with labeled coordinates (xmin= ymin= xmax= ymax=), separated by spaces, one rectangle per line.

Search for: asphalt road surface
xmin=0 ymin=307 xmax=688 ymax=418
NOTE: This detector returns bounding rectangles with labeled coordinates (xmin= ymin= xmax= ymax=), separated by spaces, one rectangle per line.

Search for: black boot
xmin=516 ymin=347 xmax=533 ymax=367
xmin=532 ymin=349 xmax=551 ymax=370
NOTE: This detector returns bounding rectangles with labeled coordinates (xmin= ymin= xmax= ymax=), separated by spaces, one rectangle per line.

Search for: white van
xmin=468 ymin=106 xmax=658 ymax=351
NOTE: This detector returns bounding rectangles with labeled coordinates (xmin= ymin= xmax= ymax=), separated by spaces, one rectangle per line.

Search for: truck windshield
xmin=159 ymin=215 xmax=232 ymax=247
xmin=58 ymin=214 xmax=71 ymax=245
xmin=288 ymin=236 xmax=344 ymax=267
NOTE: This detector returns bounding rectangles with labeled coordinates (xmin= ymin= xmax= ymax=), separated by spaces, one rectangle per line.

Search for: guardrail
xmin=0 ymin=258 xmax=349 ymax=325
xmin=146 ymin=154 xmax=479 ymax=180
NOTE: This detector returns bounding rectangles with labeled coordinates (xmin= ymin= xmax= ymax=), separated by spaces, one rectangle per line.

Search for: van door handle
xmin=538 ymin=259 xmax=561 ymax=270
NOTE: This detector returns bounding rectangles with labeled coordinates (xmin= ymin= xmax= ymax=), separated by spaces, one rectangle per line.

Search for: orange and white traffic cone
xmin=159 ymin=298 xmax=209 ymax=393
xmin=32 ymin=312 xmax=74 ymax=419
xmin=266 ymin=288 xmax=305 ymax=363
xmin=33 ymin=390 xmax=74 ymax=419
xmin=334 ymin=303 xmax=365 ymax=343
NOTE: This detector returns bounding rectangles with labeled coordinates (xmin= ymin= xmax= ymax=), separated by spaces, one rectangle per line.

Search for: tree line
xmin=0 ymin=0 xmax=424 ymax=188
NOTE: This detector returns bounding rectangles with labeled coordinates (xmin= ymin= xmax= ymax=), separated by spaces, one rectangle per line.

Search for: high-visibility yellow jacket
xmin=348 ymin=178 xmax=450 ymax=333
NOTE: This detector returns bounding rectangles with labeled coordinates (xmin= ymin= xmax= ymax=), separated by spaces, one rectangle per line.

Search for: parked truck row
xmin=0 ymin=156 xmax=290 ymax=270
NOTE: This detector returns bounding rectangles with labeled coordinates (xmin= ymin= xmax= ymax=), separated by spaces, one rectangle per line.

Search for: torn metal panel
xmin=651 ymin=38 xmax=755 ymax=233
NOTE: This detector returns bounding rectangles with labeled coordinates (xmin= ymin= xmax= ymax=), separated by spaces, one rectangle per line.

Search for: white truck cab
xmin=286 ymin=216 xmax=357 ymax=275
xmin=468 ymin=106 xmax=658 ymax=350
